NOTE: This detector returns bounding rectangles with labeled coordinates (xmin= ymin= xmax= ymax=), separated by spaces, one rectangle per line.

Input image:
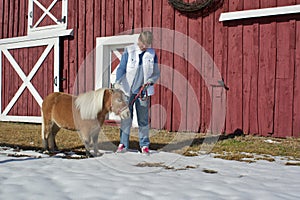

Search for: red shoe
xmin=116 ymin=144 xmax=126 ymax=153
xmin=141 ymin=146 xmax=150 ymax=155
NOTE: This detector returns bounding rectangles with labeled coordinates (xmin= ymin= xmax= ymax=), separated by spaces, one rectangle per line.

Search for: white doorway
xmin=95 ymin=34 xmax=139 ymax=126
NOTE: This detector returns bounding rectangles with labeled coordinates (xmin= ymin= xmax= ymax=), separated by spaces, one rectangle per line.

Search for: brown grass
xmin=0 ymin=122 xmax=300 ymax=163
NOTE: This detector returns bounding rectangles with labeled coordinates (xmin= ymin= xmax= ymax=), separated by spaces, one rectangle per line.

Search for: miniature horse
xmin=41 ymin=88 xmax=130 ymax=157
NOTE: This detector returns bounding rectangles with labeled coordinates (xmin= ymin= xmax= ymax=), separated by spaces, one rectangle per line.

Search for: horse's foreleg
xmin=79 ymin=130 xmax=92 ymax=157
xmin=91 ymin=128 xmax=100 ymax=156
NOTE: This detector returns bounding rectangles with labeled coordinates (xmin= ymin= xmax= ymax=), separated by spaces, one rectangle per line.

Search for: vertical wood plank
xmin=92 ymin=0 xmax=101 ymax=92
xmin=67 ymin=0 xmax=78 ymax=94
xmin=187 ymin=16 xmax=202 ymax=132
xmin=134 ymin=0 xmax=142 ymax=30
xmin=172 ymin=10 xmax=188 ymax=131
xmin=213 ymin=0 xmax=229 ymax=134
xmin=258 ymin=0 xmax=277 ymax=136
xmin=62 ymin=39 xmax=69 ymax=92
xmin=242 ymin=1 xmax=260 ymax=134
xmin=3 ymin=0 xmax=9 ymax=38
xmin=220 ymin=0 xmax=229 ymax=133
xmin=13 ymin=0 xmax=19 ymax=37
xmin=225 ymin=0 xmax=243 ymax=133
xmin=115 ymin=0 xmax=124 ymax=34
xmin=123 ymin=0 xmax=133 ymax=32
xmin=22 ymin=1 xmax=29 ymax=116
xmin=0 ymin=0 xmax=3 ymax=38
xmin=106 ymin=0 xmax=114 ymax=36
xmin=1 ymin=52 xmax=3 ymax=114
xmin=11 ymin=1 xmax=18 ymax=115
xmin=201 ymin=13 xmax=214 ymax=133
xmin=293 ymin=0 xmax=300 ymax=137
xmin=2 ymin=54 xmax=8 ymax=114
xmin=17 ymin=0 xmax=23 ymax=115
xmin=32 ymin=46 xmax=43 ymax=116
xmin=19 ymin=0 xmax=26 ymax=37
xmin=101 ymin=0 xmax=106 ymax=36
xmin=160 ymin=0 xmax=175 ymax=131
xmin=8 ymin=49 xmax=16 ymax=115
xmin=77 ymin=0 xmax=86 ymax=93
xmin=274 ymin=17 xmax=295 ymax=137
xmin=150 ymin=0 xmax=162 ymax=129
xmin=85 ymin=0 xmax=94 ymax=91
xmin=142 ymin=0 xmax=152 ymax=28
xmin=8 ymin=0 xmax=14 ymax=38
xmin=94 ymin=0 xmax=101 ymax=38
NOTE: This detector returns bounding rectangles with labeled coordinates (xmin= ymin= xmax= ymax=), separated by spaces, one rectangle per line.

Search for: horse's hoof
xmin=43 ymin=150 xmax=50 ymax=154
xmin=85 ymin=150 xmax=94 ymax=158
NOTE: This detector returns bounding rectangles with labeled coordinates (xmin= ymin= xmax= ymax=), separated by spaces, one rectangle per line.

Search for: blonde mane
xmin=74 ymin=88 xmax=106 ymax=120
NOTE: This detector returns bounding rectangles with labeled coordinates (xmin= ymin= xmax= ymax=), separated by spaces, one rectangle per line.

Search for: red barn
xmin=1 ymin=0 xmax=300 ymax=138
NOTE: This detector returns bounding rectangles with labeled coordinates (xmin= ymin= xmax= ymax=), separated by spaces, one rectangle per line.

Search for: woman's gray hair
xmin=139 ymin=31 xmax=153 ymax=47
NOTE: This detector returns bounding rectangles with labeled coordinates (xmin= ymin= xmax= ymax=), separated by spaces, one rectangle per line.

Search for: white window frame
xmin=219 ymin=4 xmax=300 ymax=22
xmin=28 ymin=0 xmax=68 ymax=34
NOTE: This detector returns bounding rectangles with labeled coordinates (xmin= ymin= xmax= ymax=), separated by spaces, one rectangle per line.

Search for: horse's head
xmin=110 ymin=89 xmax=130 ymax=119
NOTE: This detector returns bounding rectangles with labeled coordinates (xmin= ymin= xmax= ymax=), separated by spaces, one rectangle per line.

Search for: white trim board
xmin=0 ymin=116 xmax=42 ymax=123
xmin=219 ymin=4 xmax=300 ymax=22
xmin=0 ymin=29 xmax=73 ymax=45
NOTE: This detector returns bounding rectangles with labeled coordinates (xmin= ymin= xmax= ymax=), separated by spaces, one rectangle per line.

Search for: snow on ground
xmin=0 ymin=147 xmax=300 ymax=200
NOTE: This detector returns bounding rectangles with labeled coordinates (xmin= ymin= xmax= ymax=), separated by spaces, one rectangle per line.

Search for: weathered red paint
xmin=1 ymin=0 xmax=300 ymax=137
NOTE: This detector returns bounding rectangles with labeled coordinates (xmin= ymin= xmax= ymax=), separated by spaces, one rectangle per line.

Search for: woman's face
xmin=137 ymin=38 xmax=147 ymax=51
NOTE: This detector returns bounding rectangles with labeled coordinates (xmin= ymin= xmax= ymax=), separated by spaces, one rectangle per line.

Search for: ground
xmin=0 ymin=121 xmax=299 ymax=164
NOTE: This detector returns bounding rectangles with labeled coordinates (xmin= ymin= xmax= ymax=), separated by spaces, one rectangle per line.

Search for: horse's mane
xmin=74 ymin=88 xmax=106 ymax=120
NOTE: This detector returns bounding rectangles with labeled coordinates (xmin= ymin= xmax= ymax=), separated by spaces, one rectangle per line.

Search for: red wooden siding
xmin=1 ymin=0 xmax=300 ymax=137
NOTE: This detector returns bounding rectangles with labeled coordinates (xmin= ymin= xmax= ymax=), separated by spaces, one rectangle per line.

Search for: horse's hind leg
xmin=49 ymin=123 xmax=60 ymax=152
xmin=41 ymin=114 xmax=51 ymax=151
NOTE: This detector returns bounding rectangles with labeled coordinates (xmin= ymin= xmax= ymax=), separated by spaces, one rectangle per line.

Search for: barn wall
xmin=1 ymin=0 xmax=300 ymax=137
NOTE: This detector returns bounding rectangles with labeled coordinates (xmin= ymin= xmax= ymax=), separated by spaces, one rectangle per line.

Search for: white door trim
xmin=95 ymin=34 xmax=139 ymax=89
xmin=95 ymin=34 xmax=139 ymax=125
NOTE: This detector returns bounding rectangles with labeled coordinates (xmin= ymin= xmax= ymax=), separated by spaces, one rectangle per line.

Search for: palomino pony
xmin=41 ymin=88 xmax=130 ymax=156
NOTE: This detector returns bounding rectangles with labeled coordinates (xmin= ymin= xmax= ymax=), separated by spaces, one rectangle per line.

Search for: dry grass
xmin=0 ymin=122 xmax=300 ymax=163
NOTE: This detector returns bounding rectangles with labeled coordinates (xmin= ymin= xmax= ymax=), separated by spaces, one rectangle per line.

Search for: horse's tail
xmin=41 ymin=110 xmax=45 ymax=140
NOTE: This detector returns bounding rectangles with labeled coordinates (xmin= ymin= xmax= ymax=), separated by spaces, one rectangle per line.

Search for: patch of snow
xmin=0 ymin=147 xmax=299 ymax=200
xmin=264 ymin=139 xmax=281 ymax=144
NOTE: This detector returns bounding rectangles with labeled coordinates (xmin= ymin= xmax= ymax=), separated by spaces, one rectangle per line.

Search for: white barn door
xmin=0 ymin=38 xmax=60 ymax=123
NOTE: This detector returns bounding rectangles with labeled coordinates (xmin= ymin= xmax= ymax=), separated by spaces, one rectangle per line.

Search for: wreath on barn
xmin=168 ymin=0 xmax=223 ymax=16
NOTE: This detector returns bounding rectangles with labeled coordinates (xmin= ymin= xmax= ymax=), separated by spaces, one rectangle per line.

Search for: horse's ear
xmin=108 ymin=88 xmax=114 ymax=94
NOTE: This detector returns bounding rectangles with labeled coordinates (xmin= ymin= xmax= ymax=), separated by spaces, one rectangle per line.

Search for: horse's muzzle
xmin=119 ymin=107 xmax=130 ymax=119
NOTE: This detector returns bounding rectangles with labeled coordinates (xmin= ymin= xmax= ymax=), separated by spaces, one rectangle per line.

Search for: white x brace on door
xmin=0 ymin=37 xmax=60 ymax=123
xmin=96 ymin=34 xmax=139 ymax=125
